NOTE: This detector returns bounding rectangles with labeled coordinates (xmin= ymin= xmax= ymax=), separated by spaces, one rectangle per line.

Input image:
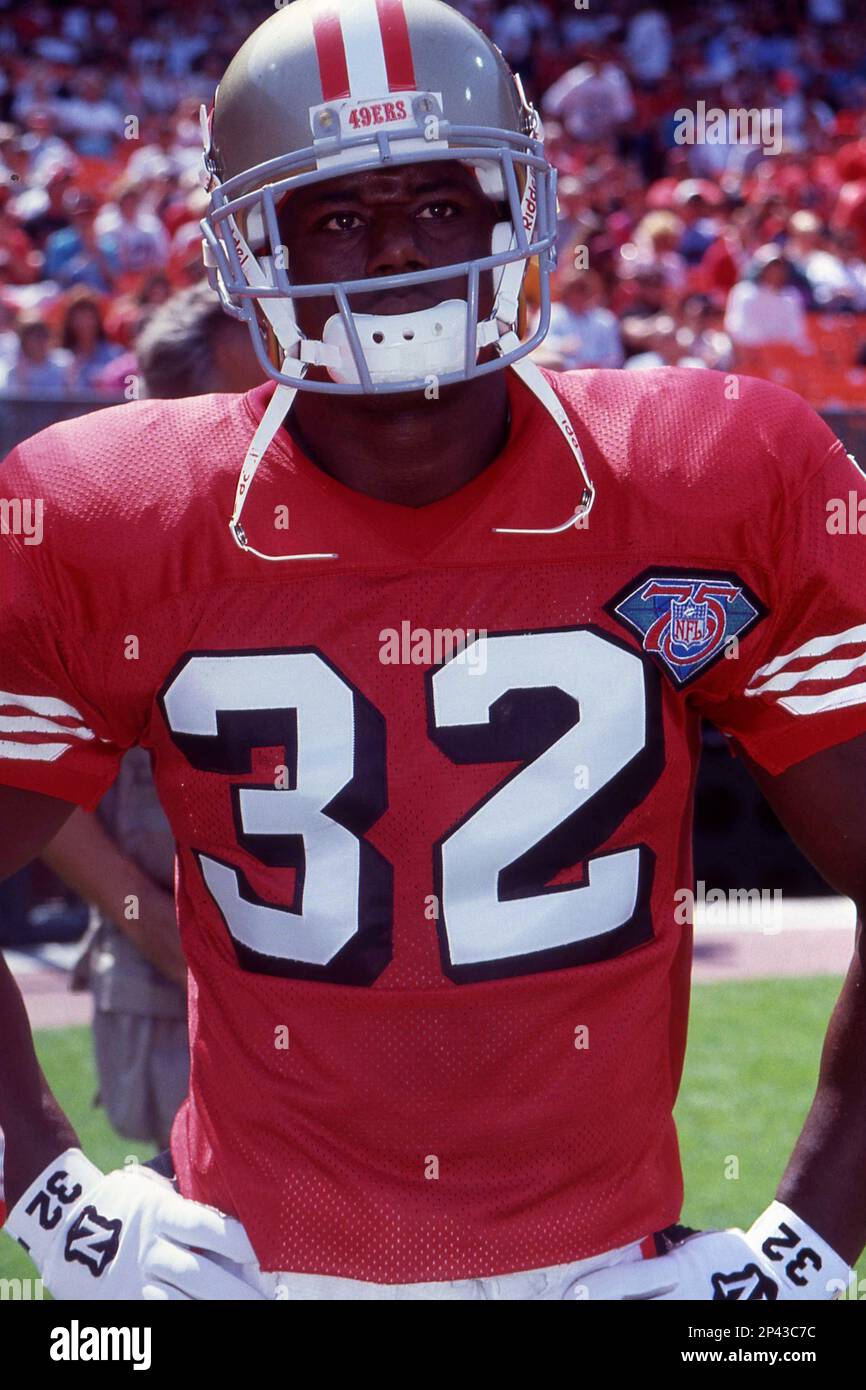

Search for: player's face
xmin=277 ymin=160 xmax=502 ymax=350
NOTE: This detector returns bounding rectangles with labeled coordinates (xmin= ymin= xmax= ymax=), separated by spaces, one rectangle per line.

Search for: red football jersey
xmin=2 ymin=367 xmax=865 ymax=1281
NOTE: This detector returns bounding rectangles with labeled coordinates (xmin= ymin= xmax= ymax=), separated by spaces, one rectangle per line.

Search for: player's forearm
xmin=0 ymin=949 xmax=78 ymax=1210
xmin=42 ymin=807 xmax=157 ymax=932
xmin=0 ymin=785 xmax=75 ymax=884
xmin=775 ymin=922 xmax=866 ymax=1267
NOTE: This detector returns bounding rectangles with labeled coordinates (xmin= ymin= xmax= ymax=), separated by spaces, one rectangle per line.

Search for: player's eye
xmin=318 ymin=211 xmax=365 ymax=233
xmin=416 ymin=201 xmax=460 ymax=221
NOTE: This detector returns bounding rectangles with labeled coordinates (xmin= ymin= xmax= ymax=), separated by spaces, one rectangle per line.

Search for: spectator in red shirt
xmin=0 ymin=182 xmax=41 ymax=285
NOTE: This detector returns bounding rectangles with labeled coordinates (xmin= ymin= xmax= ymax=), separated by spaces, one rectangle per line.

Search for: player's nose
xmin=365 ymin=211 xmax=428 ymax=279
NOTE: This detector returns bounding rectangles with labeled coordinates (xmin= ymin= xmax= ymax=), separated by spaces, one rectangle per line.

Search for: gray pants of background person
xmin=72 ymin=746 xmax=189 ymax=1152
xmin=77 ymin=917 xmax=189 ymax=1151
xmin=92 ymin=1008 xmax=189 ymax=1153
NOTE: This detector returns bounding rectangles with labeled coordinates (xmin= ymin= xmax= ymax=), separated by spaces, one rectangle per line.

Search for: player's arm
xmin=0 ymin=433 xmax=263 ymax=1298
xmin=743 ymin=731 xmax=866 ymax=1268
xmin=42 ymin=808 xmax=186 ymax=988
xmin=0 ymin=787 xmax=259 ymax=1300
xmin=0 ymin=787 xmax=81 ymax=1206
xmin=582 ymin=392 xmax=866 ymax=1301
xmin=579 ymin=736 xmax=866 ymax=1303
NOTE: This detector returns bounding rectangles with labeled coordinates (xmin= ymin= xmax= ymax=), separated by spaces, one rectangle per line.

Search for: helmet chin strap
xmin=493 ymin=343 xmax=596 ymax=536
xmin=227 ymin=350 xmax=595 ymax=561
xmin=217 ymin=169 xmax=594 ymax=560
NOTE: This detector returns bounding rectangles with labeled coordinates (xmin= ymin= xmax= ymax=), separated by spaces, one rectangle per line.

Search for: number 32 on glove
xmin=5 ymin=1148 xmax=264 ymax=1300
xmin=574 ymin=1203 xmax=853 ymax=1300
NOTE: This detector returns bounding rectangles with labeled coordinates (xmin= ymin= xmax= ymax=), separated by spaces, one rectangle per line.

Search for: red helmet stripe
xmin=312 ymin=5 xmax=351 ymax=101
xmin=374 ymin=0 xmax=416 ymax=92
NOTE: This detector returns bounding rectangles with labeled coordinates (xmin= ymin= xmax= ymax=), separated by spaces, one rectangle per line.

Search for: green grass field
xmin=3 ymin=975 xmax=863 ymax=1289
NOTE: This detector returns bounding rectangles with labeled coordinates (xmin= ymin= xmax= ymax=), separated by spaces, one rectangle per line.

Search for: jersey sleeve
xmin=0 ymin=472 xmax=127 ymax=810
xmin=697 ymin=414 xmax=866 ymax=775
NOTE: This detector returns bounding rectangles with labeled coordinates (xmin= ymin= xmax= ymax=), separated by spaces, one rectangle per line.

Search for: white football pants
xmin=243 ymin=1238 xmax=648 ymax=1300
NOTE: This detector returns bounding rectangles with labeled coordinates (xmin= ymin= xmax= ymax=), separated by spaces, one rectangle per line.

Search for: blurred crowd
xmin=0 ymin=0 xmax=865 ymax=399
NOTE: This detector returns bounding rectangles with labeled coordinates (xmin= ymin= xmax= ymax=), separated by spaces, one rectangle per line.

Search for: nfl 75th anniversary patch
xmin=606 ymin=569 xmax=767 ymax=687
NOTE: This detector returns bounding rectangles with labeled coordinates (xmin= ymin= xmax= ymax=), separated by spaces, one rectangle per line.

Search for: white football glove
xmin=5 ymin=1148 xmax=265 ymax=1300
xmin=573 ymin=1203 xmax=852 ymax=1300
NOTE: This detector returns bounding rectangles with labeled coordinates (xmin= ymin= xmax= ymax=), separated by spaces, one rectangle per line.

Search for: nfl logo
xmin=609 ymin=568 xmax=765 ymax=686
xmin=669 ymin=598 xmax=709 ymax=658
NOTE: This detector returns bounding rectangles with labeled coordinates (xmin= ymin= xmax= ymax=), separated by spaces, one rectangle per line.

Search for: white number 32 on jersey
xmin=160 ymin=628 xmax=663 ymax=984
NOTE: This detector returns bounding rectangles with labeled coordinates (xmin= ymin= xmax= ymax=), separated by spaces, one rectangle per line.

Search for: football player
xmin=1 ymin=0 xmax=866 ymax=1301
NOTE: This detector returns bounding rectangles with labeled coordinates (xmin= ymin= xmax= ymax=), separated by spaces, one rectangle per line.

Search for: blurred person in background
xmin=690 ymin=212 xmax=745 ymax=301
xmin=177 ymin=50 xmax=225 ymax=109
xmin=560 ymin=3 xmax=619 ymax=49
xmin=724 ymin=245 xmax=811 ymax=348
xmin=57 ymin=71 xmax=122 ymax=158
xmin=43 ymin=198 xmax=116 ymax=293
xmin=0 ymin=50 xmax=11 ymax=112
xmin=12 ymin=164 xmax=76 ymax=246
xmin=615 ymin=263 xmax=675 ymax=323
xmin=100 ymin=271 xmax=173 ymax=366
xmin=0 ymin=126 xmax=29 ymax=186
xmin=679 ymin=292 xmax=734 ymax=370
xmin=60 ymin=290 xmax=123 ymax=392
xmin=161 ymin=10 xmax=210 ymax=83
xmin=631 ymin=210 xmax=688 ymax=290
xmin=0 ymin=315 xmax=68 ymax=393
xmin=172 ymin=95 xmax=216 ymax=160
xmin=138 ymin=273 xmax=173 ymax=312
xmin=136 ymin=162 xmax=181 ymax=230
xmin=622 ymin=313 xmax=706 ymax=370
xmin=490 ymin=2 xmax=551 ymax=93
xmin=134 ymin=281 xmax=263 ymax=398
xmin=786 ymin=209 xmax=866 ymax=310
xmin=837 ymin=230 xmax=866 ymax=309
xmin=541 ymin=49 xmax=635 ymax=145
xmin=0 ymin=299 xmax=18 ymax=369
xmin=135 ymin=54 xmax=188 ymax=117
xmin=46 ymin=749 xmax=188 ymax=1151
xmin=672 ymin=179 xmax=725 ymax=266
xmin=830 ymin=132 xmax=866 ymax=255
xmin=552 ymin=173 xmax=591 ymax=254
xmin=532 ymin=266 xmax=624 ymax=369
xmin=162 ymin=169 xmax=210 ymax=252
xmin=809 ymin=0 xmax=846 ymax=23
xmin=624 ymin=7 xmax=672 ymax=86
xmin=9 ymin=61 xmax=61 ymax=127
xmin=96 ymin=183 xmax=170 ymax=277
xmin=0 ymin=179 xmax=41 ymax=285
xmin=16 ymin=107 xmax=73 ymax=182
xmin=125 ymin=117 xmax=188 ymax=184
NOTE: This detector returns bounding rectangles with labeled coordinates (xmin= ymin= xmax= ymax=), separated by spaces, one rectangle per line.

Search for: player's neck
xmin=283 ymin=372 xmax=510 ymax=507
